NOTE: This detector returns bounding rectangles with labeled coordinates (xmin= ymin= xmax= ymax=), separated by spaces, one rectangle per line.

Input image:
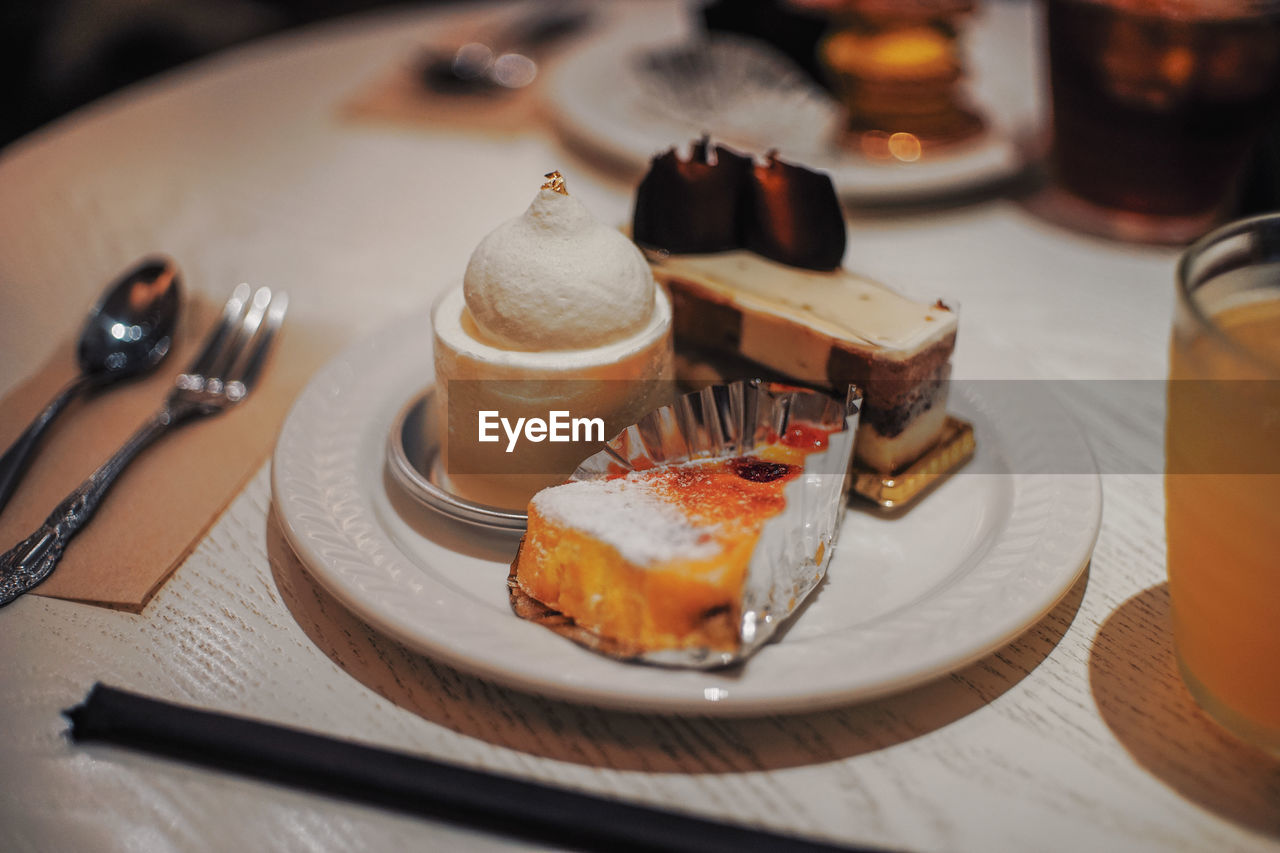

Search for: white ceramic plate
xmin=546 ymin=3 xmax=1044 ymax=202
xmin=273 ymin=309 xmax=1100 ymax=716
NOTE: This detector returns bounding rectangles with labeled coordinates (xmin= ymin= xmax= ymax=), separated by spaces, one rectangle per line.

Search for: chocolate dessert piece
xmin=742 ymin=151 xmax=846 ymax=271
xmin=632 ymin=137 xmax=751 ymax=254
xmin=632 ymin=141 xmax=845 ymax=271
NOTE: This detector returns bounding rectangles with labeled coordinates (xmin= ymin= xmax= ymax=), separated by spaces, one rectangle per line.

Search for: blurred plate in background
xmin=547 ymin=1 xmax=1044 ymax=202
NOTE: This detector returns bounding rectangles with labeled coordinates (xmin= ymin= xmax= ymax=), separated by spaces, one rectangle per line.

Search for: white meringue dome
xmin=463 ymin=187 xmax=655 ymax=350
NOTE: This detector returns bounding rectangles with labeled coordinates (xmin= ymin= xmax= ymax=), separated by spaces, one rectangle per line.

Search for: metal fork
xmin=0 ymin=283 xmax=288 ymax=607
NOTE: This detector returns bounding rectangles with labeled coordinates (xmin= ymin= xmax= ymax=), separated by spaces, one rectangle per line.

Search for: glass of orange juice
xmin=1167 ymin=212 xmax=1280 ymax=753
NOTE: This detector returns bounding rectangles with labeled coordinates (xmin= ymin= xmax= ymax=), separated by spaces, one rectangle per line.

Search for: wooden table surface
xmin=1 ymin=2 xmax=1277 ymax=851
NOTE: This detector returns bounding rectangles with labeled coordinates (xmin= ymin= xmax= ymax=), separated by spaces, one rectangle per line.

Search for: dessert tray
xmin=273 ymin=308 xmax=1101 ymax=716
xmin=546 ymin=3 xmax=1043 ymax=203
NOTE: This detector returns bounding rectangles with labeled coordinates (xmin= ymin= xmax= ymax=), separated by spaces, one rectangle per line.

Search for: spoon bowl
xmin=79 ymin=257 xmax=181 ymax=384
xmin=0 ymin=256 xmax=182 ymax=513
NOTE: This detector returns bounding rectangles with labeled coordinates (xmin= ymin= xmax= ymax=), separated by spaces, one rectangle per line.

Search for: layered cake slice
xmin=656 ymin=250 xmax=956 ymax=473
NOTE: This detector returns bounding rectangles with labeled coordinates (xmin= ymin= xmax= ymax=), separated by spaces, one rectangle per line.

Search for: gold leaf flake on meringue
xmin=542 ymin=171 xmax=568 ymax=195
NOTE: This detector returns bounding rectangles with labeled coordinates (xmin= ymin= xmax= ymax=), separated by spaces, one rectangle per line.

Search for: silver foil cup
xmin=510 ymin=379 xmax=862 ymax=668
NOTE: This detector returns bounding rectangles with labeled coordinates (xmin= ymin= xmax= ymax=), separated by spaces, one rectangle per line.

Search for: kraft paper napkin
xmin=344 ymin=59 xmax=547 ymax=136
xmin=341 ymin=9 xmax=590 ymax=141
xmin=0 ymin=294 xmax=331 ymax=611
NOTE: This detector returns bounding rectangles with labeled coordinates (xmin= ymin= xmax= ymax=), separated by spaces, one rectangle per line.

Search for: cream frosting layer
xmin=434 ymin=285 xmax=671 ymax=374
xmin=654 ymin=251 xmax=956 ymax=357
xmin=464 ymin=188 xmax=655 ymax=350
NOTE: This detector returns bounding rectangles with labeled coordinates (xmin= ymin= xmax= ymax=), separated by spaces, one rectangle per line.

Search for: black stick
xmin=65 ymin=684 xmax=893 ymax=853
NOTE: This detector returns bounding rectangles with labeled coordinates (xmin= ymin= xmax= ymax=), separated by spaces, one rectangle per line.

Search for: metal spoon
xmin=0 ymin=256 xmax=181 ymax=514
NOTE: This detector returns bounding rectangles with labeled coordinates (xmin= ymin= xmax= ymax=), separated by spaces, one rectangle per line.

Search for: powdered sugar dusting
xmin=531 ymin=475 xmax=721 ymax=566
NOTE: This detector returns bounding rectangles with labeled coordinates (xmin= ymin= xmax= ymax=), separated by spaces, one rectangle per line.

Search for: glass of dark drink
xmin=1041 ymin=0 xmax=1280 ymax=244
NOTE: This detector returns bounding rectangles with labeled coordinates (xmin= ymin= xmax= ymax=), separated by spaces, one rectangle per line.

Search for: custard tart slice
xmin=509 ymin=381 xmax=860 ymax=668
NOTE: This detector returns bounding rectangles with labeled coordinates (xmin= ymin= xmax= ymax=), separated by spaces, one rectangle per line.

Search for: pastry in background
xmin=818 ymin=0 xmax=986 ymax=156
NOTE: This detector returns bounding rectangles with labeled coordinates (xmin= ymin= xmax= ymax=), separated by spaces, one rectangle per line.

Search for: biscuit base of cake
xmin=854 ymin=415 xmax=975 ymax=508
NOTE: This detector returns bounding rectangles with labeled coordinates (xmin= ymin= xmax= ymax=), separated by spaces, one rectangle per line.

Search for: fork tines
xmin=182 ymin=284 xmax=288 ymax=399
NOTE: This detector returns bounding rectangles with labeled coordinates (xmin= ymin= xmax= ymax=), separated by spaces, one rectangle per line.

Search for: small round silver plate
xmin=386 ymin=387 xmax=528 ymax=532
